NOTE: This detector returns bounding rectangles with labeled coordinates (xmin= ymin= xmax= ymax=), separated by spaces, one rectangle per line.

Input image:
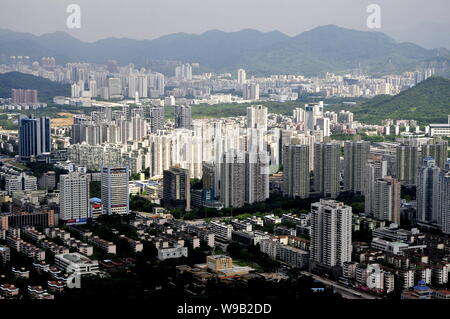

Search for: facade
xmin=101 ymin=167 xmax=129 ymax=215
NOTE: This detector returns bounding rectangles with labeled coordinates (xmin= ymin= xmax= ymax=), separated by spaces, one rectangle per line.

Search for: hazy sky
xmin=0 ymin=0 xmax=449 ymax=42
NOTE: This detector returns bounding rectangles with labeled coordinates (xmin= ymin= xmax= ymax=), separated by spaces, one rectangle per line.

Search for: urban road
xmin=301 ymin=271 xmax=382 ymax=299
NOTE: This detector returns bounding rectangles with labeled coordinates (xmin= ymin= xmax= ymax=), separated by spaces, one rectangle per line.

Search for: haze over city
xmin=1 ymin=0 xmax=450 ymax=49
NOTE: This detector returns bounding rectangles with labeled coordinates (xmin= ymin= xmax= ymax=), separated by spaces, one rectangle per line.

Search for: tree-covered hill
xmin=350 ymin=77 xmax=450 ymax=124
xmin=0 ymin=72 xmax=70 ymax=102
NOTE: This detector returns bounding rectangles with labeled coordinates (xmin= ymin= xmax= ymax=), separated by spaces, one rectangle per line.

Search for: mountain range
xmin=0 ymin=25 xmax=449 ymax=76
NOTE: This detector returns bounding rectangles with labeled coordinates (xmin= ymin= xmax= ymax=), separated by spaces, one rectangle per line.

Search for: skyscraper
xmin=101 ymin=167 xmax=129 ymax=215
xmin=282 ymin=144 xmax=310 ymax=199
xmin=163 ymin=167 xmax=191 ymax=211
xmin=19 ymin=116 xmax=51 ymax=162
xmin=174 ymin=105 xmax=192 ymax=129
xmin=310 ymin=199 xmax=352 ymax=269
xmin=313 ymin=143 xmax=341 ymax=198
xmin=344 ymin=141 xmax=370 ymax=193
xmin=417 ymin=157 xmax=441 ymax=224
xmin=59 ymin=172 xmax=89 ymax=224
xmin=396 ymin=145 xmax=418 ymax=185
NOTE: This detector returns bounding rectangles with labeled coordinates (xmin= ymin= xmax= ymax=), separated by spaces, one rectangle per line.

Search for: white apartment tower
xmin=59 ymin=172 xmax=90 ymax=223
xmin=310 ymin=199 xmax=352 ymax=268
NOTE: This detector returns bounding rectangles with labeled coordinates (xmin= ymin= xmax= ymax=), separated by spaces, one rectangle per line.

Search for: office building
xmin=19 ymin=116 xmax=51 ymax=162
xmin=101 ymin=167 xmax=129 ymax=215
xmin=163 ymin=167 xmax=191 ymax=211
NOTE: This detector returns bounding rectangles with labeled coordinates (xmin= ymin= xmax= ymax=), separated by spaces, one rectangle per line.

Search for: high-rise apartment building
xmin=313 ymin=143 xmax=340 ymax=198
xmin=310 ymin=199 xmax=352 ymax=269
xmin=245 ymin=152 xmax=269 ymax=205
xmin=243 ymin=83 xmax=259 ymax=100
xmin=246 ymin=105 xmax=267 ymax=131
xmin=439 ymin=171 xmax=450 ymax=235
xmin=174 ymin=105 xmax=192 ymax=129
xmin=396 ymin=145 xmax=418 ymax=185
xmin=11 ymin=89 xmax=38 ymax=104
xmin=366 ymin=176 xmax=401 ymax=224
xmin=421 ymin=140 xmax=448 ymax=169
xmin=101 ymin=167 xmax=129 ymax=215
xmin=59 ymin=172 xmax=90 ymax=223
xmin=149 ymin=106 xmax=165 ymax=133
xmin=417 ymin=157 xmax=441 ymax=224
xmin=344 ymin=141 xmax=370 ymax=193
xmin=282 ymin=144 xmax=310 ymax=199
xmin=220 ymin=150 xmax=246 ymax=208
